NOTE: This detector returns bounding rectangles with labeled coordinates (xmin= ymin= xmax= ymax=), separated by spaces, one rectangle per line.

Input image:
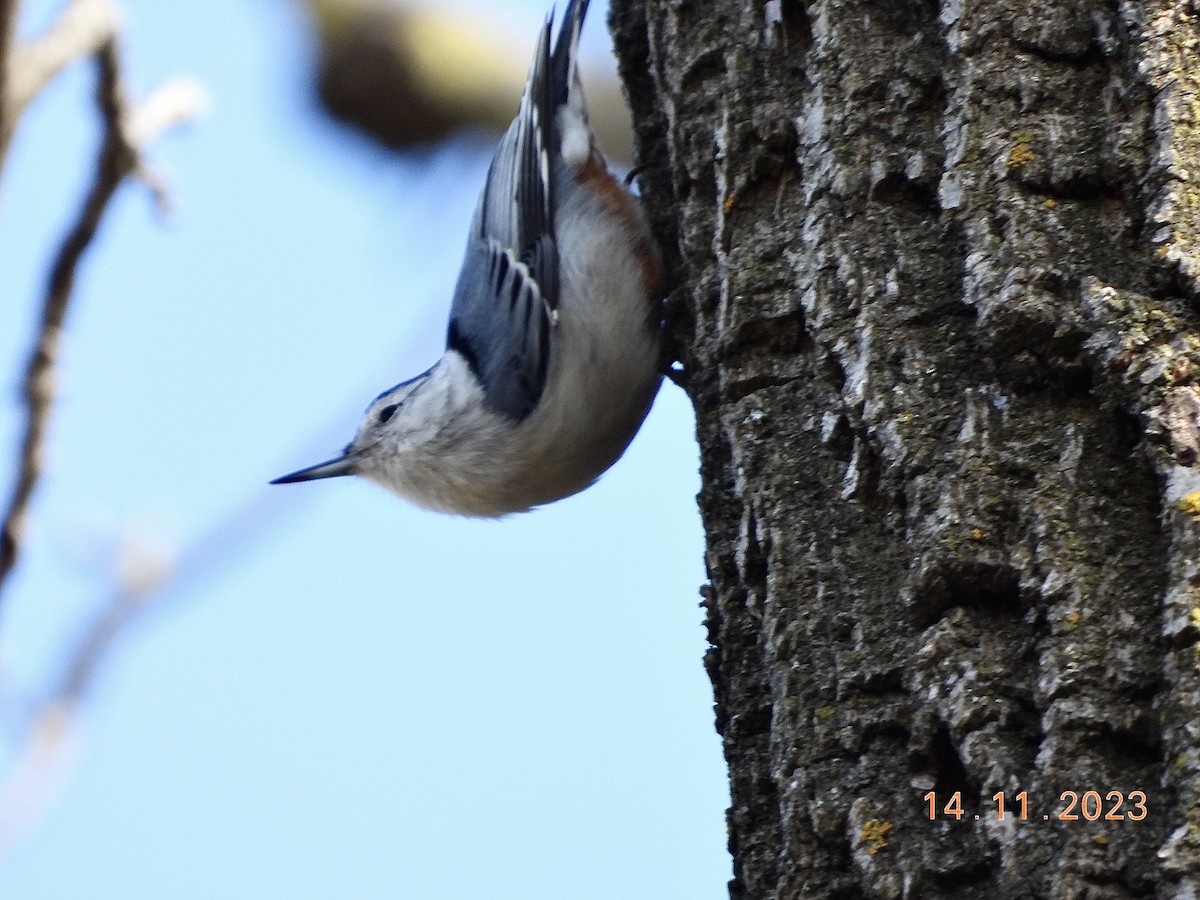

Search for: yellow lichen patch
xmin=1006 ymin=142 xmax=1035 ymax=168
xmin=1177 ymin=491 xmax=1200 ymax=519
xmin=1044 ymin=197 xmax=1057 ymax=209
xmin=816 ymin=706 xmax=836 ymax=721
xmin=1094 ymin=834 xmax=1110 ymax=846
xmin=860 ymin=819 xmax=893 ymax=855
xmin=723 ymin=192 xmax=736 ymax=214
xmin=968 ymin=527 xmax=987 ymax=541
xmin=1065 ymin=611 xmax=1082 ymax=628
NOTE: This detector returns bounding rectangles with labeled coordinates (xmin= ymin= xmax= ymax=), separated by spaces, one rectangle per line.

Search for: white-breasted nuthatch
xmin=272 ymin=0 xmax=664 ymax=516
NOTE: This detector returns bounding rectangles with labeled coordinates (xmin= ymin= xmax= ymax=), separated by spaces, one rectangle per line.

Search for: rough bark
xmin=611 ymin=0 xmax=1200 ymax=896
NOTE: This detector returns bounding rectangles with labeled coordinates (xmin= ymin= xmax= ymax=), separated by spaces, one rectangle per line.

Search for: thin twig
xmin=6 ymin=0 xmax=120 ymax=121
xmin=0 ymin=42 xmax=129 ymax=606
xmin=0 ymin=0 xmax=208 ymax=859
xmin=0 ymin=338 xmax=415 ymax=858
xmin=0 ymin=701 xmax=77 ymax=855
xmin=0 ymin=35 xmax=204 ymax=609
xmin=2 ymin=0 xmax=126 ymax=173
xmin=0 ymin=483 xmax=304 ymax=860
xmin=0 ymin=0 xmax=21 ymax=159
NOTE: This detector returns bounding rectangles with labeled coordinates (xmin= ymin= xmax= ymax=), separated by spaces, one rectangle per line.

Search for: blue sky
xmin=0 ymin=0 xmax=730 ymax=896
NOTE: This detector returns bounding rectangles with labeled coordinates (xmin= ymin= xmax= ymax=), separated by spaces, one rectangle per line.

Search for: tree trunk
xmin=610 ymin=0 xmax=1200 ymax=896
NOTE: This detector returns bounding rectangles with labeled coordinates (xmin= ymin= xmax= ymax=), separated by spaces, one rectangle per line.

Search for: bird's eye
xmin=378 ymin=404 xmax=399 ymax=424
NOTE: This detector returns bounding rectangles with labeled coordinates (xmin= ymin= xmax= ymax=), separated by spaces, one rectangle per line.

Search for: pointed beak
xmin=271 ymin=453 xmax=357 ymax=484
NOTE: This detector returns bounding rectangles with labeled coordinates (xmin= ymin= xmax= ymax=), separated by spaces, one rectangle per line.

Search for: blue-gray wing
xmin=446 ymin=10 xmax=572 ymax=421
xmin=447 ymin=236 xmax=553 ymax=420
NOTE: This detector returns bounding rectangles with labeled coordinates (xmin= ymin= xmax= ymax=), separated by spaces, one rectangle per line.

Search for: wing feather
xmin=446 ymin=10 xmax=575 ymax=419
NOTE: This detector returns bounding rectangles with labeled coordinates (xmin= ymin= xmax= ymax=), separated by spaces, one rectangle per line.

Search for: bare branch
xmin=0 ymin=34 xmax=205 ymax=609
xmin=126 ymin=74 xmax=206 ymax=145
xmin=0 ymin=702 xmax=78 ymax=856
xmin=0 ymin=0 xmax=20 ymax=153
xmin=127 ymin=75 xmax=208 ymax=214
xmin=0 ymin=481 xmax=300 ymax=860
xmin=0 ymin=340 xmax=407 ymax=855
xmin=5 ymin=0 xmax=120 ymax=120
xmin=0 ymin=0 xmax=205 ymax=863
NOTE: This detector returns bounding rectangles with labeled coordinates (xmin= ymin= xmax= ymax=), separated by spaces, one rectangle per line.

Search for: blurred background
xmin=0 ymin=0 xmax=730 ymax=896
